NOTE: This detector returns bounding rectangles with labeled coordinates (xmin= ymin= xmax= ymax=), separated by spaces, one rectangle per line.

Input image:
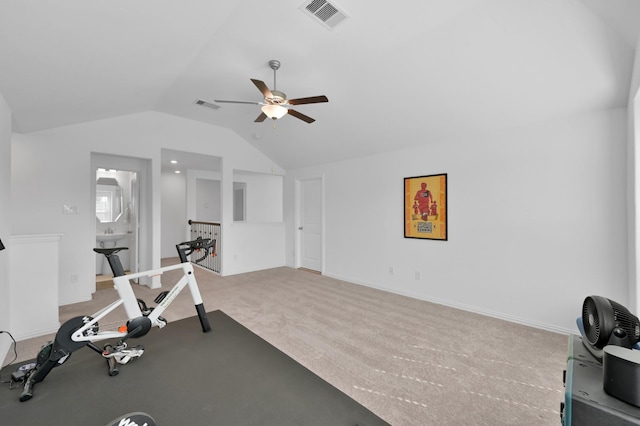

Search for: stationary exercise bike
xmin=19 ymin=237 xmax=216 ymax=402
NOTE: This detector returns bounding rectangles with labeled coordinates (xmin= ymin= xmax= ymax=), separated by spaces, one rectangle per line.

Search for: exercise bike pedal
xmin=102 ymin=343 xmax=145 ymax=364
xmin=154 ymin=291 xmax=169 ymax=304
xmin=103 ymin=345 xmax=119 ymax=376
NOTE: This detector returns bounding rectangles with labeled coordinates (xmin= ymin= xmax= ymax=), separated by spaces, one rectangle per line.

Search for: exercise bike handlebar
xmin=176 ymin=237 xmax=216 ymax=264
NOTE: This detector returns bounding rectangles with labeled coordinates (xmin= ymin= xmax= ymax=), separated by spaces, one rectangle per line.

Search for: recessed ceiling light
xmin=174 ymin=170 xmax=181 ymax=174
xmin=170 ymin=160 xmax=177 ymax=164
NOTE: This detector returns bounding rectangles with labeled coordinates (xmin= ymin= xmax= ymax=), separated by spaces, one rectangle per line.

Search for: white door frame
xmin=295 ymin=175 xmax=325 ymax=272
xmin=91 ymin=153 xmax=151 ymax=289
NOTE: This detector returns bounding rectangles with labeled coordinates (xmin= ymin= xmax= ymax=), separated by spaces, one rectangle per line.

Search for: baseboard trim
xmin=11 ymin=324 xmax=60 ymax=342
xmin=323 ymin=272 xmax=575 ymax=336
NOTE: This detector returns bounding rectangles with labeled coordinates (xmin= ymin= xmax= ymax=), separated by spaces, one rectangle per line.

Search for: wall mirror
xmin=96 ymin=177 xmax=123 ymax=223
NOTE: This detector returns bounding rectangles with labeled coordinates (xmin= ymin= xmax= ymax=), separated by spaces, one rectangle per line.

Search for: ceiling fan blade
xmin=214 ymin=99 xmax=260 ymax=105
xmin=288 ymin=109 xmax=315 ymax=124
xmin=250 ymin=79 xmax=273 ymax=99
xmin=254 ymin=112 xmax=268 ymax=122
xmin=287 ymin=95 xmax=329 ymax=106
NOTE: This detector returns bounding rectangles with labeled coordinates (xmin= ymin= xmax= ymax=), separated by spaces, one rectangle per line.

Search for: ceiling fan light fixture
xmin=216 ymin=59 xmax=328 ymax=124
xmin=261 ymin=104 xmax=287 ymax=120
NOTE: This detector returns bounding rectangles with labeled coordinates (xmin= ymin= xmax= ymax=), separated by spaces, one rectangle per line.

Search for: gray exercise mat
xmin=0 ymin=310 xmax=389 ymax=425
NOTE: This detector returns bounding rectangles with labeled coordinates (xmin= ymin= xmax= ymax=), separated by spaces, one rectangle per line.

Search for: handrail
xmin=187 ymin=220 xmax=221 ymax=274
xmin=188 ymin=220 xmax=221 ymax=226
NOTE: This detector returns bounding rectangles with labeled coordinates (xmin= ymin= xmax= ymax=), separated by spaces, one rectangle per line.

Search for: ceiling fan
xmin=215 ymin=60 xmax=328 ymax=124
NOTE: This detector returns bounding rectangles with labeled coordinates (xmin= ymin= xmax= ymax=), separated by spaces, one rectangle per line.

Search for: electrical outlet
xmin=415 ymin=271 xmax=421 ymax=280
xmin=388 ymin=266 xmax=394 ymax=275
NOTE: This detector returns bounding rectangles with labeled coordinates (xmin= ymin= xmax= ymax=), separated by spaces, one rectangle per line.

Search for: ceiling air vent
xmin=194 ymin=99 xmax=220 ymax=110
xmin=300 ymin=0 xmax=349 ymax=30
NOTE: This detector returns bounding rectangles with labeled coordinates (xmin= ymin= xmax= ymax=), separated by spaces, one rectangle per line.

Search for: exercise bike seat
xmin=93 ymin=247 xmax=128 ymax=256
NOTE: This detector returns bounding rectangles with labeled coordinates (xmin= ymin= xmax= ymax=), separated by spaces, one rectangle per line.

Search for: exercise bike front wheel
xmin=19 ymin=316 xmax=94 ymax=402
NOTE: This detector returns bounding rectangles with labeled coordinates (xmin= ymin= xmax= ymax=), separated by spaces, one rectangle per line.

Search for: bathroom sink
xmin=96 ymin=233 xmax=128 ymax=243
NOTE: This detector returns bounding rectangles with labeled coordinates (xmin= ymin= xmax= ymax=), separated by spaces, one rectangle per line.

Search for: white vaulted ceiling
xmin=0 ymin=0 xmax=638 ymax=169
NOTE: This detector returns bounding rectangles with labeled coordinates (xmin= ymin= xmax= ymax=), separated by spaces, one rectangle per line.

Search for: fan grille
xmin=305 ymin=0 xmax=327 ymax=14
xmin=583 ymin=295 xmax=640 ymax=348
xmin=610 ymin=298 xmax=640 ymax=341
xmin=583 ymin=297 xmax=601 ymax=345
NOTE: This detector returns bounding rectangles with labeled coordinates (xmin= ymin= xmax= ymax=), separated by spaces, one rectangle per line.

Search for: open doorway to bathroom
xmin=91 ymin=153 xmax=151 ymax=293
xmin=95 ymin=168 xmax=139 ymax=289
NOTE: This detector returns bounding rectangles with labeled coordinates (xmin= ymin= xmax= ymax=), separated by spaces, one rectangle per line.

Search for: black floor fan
xmin=580 ymin=295 xmax=640 ymax=361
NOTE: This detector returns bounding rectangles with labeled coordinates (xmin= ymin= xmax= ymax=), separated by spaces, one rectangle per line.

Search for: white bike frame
xmin=70 ymin=261 xmax=205 ymax=343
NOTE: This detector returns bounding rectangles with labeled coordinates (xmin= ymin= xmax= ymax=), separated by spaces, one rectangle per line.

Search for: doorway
xmin=91 ymin=153 xmax=150 ymax=292
xmin=95 ymin=168 xmax=139 ymax=288
xmin=296 ymin=176 xmax=323 ymax=273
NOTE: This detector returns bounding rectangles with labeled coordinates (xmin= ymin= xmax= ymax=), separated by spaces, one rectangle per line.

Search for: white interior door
xmin=299 ymin=177 xmax=322 ymax=272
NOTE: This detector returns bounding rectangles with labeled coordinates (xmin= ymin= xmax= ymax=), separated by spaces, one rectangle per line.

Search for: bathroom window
xmin=96 ymin=176 xmax=123 ymax=223
xmin=96 ymin=189 xmax=114 ymax=222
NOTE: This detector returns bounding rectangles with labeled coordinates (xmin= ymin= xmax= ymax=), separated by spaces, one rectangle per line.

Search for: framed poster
xmin=404 ymin=173 xmax=447 ymax=240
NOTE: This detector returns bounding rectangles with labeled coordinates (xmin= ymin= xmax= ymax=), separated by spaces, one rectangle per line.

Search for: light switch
xmin=63 ymin=204 xmax=80 ymax=214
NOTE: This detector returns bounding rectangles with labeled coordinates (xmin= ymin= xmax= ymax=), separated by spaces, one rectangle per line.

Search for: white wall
xmin=161 ymin=172 xmax=187 ymax=259
xmin=180 ymin=168 xmax=286 ymax=276
xmin=196 ymin=178 xmax=221 ymax=222
xmin=9 ymin=234 xmax=61 ymax=340
xmin=223 ymin=222 xmax=286 ymax=275
xmin=286 ymin=108 xmax=628 ymax=334
xmin=11 ymin=111 xmax=286 ymax=305
xmin=221 ymin=171 xmax=285 ymax=274
xmin=0 ymin=91 xmax=12 ymax=360
xmin=233 ymin=170 xmax=283 ymax=223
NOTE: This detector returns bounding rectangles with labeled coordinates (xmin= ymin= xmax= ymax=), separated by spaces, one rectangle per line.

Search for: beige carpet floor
xmin=5 ymin=259 xmax=568 ymax=425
